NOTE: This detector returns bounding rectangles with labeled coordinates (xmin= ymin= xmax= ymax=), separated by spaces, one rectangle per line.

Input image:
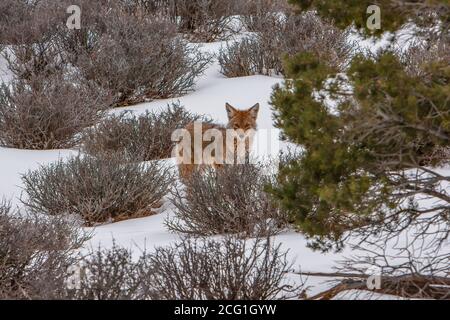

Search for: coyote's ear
xmin=225 ymin=103 xmax=237 ymax=119
xmin=249 ymin=103 xmax=259 ymax=119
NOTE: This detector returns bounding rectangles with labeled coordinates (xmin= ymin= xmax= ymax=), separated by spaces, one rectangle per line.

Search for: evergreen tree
xmin=270 ymin=1 xmax=449 ymax=251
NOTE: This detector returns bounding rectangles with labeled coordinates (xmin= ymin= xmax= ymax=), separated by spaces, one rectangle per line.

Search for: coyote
xmin=175 ymin=102 xmax=259 ymax=180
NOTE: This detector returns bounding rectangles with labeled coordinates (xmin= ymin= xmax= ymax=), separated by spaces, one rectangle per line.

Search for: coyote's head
xmin=225 ymin=103 xmax=259 ymax=133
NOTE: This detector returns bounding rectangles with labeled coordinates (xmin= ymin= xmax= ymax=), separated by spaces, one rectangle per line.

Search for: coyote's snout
xmin=175 ymin=103 xmax=259 ymax=180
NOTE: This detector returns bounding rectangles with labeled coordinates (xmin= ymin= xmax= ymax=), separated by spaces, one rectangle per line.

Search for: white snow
xmin=0 ymin=53 xmax=12 ymax=84
xmin=0 ymin=148 xmax=77 ymax=206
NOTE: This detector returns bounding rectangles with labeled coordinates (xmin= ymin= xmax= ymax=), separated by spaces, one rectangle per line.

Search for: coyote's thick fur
xmin=177 ymin=103 xmax=259 ymax=180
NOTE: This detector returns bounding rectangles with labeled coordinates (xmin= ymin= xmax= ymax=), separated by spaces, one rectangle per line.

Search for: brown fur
xmin=178 ymin=103 xmax=259 ymax=181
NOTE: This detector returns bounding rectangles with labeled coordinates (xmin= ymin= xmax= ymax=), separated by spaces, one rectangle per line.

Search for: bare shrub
xmin=2 ymin=41 xmax=65 ymax=82
xmin=3 ymin=2 xmax=211 ymax=108
xmin=401 ymin=37 xmax=450 ymax=78
xmin=1 ymin=1 xmax=67 ymax=82
xmin=0 ymin=0 xmax=32 ymax=45
xmin=83 ymin=103 xmax=210 ymax=161
xmin=0 ymin=200 xmax=89 ymax=299
xmin=55 ymin=0 xmax=109 ymax=63
xmin=259 ymin=11 xmax=352 ymax=70
xmin=167 ymin=164 xmax=288 ymax=237
xmin=240 ymin=0 xmax=291 ymax=32
xmin=219 ymin=12 xmax=352 ymax=77
xmin=69 ymin=244 xmax=149 ymax=300
xmin=0 ymin=2 xmax=111 ymax=150
xmin=0 ymin=0 xmax=64 ymax=46
xmin=118 ymin=0 xmax=173 ymax=16
xmin=0 ymin=71 xmax=108 ymax=149
xmin=62 ymin=7 xmax=211 ymax=107
xmin=218 ymin=38 xmax=277 ymax=77
xmin=68 ymin=236 xmax=300 ymax=300
xmin=165 ymin=0 xmax=240 ymax=42
xmin=142 ymin=236 xmax=300 ymax=300
xmin=0 ymin=1 xmax=70 ymax=84
xmin=21 ymin=155 xmax=174 ymax=226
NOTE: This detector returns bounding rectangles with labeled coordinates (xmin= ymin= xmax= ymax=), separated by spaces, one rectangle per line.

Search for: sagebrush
xmin=218 ymin=37 xmax=276 ymax=77
xmin=0 ymin=72 xmax=108 ymax=149
xmin=219 ymin=11 xmax=352 ymax=77
xmin=22 ymin=155 xmax=174 ymax=225
xmin=67 ymin=236 xmax=300 ymax=300
xmin=166 ymin=0 xmax=241 ymax=42
xmin=143 ymin=236 xmax=300 ymax=299
xmin=168 ymin=163 xmax=288 ymax=237
xmin=62 ymin=6 xmax=211 ymax=107
xmin=69 ymin=244 xmax=148 ymax=300
xmin=0 ymin=0 xmax=64 ymax=46
xmin=0 ymin=200 xmax=88 ymax=299
xmin=83 ymin=103 xmax=210 ymax=161
xmin=240 ymin=0 xmax=290 ymax=32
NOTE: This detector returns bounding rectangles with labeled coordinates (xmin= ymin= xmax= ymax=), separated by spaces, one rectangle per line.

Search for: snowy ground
xmin=0 ymin=34 xmax=448 ymax=299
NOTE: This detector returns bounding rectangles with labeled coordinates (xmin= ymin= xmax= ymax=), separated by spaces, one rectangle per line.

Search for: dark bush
xmin=0 ymin=200 xmax=88 ymax=299
xmin=83 ymin=103 xmax=210 ymax=161
xmin=22 ymin=155 xmax=174 ymax=226
xmin=240 ymin=0 xmax=290 ymax=32
xmin=167 ymin=164 xmax=288 ymax=237
xmin=118 ymin=0 xmax=173 ymax=16
xmin=143 ymin=236 xmax=301 ymax=299
xmin=0 ymin=1 xmax=111 ymax=150
xmin=0 ymin=1 xmax=72 ymax=85
xmin=69 ymin=244 xmax=148 ymax=300
xmin=68 ymin=236 xmax=300 ymax=300
xmin=218 ymin=37 xmax=277 ymax=77
xmin=1 ymin=1 xmax=68 ymax=82
xmin=3 ymin=2 xmax=212 ymax=109
xmin=0 ymin=72 xmax=108 ymax=149
xmin=62 ymin=6 xmax=211 ymax=107
xmin=54 ymin=0 xmax=108 ymax=61
xmin=219 ymin=12 xmax=352 ymax=77
xmin=167 ymin=0 xmax=241 ymax=42
xmin=2 ymin=40 xmax=65 ymax=82
xmin=0 ymin=0 xmax=64 ymax=45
